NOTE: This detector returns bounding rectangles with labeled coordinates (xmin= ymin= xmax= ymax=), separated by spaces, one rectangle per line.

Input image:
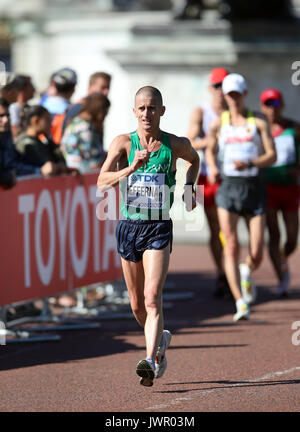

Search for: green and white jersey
xmin=120 ymin=131 xmax=176 ymax=220
xmin=264 ymin=127 xmax=299 ymax=185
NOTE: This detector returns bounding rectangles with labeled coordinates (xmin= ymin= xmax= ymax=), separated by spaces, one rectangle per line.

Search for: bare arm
xmin=173 ymin=135 xmax=199 ymax=185
xmin=186 ymin=107 xmax=209 ymax=151
xmin=11 ymin=125 xmax=21 ymax=140
xmin=290 ymin=122 xmax=300 ymax=180
xmin=253 ymin=117 xmax=277 ymax=167
xmin=172 ymin=135 xmax=200 ymax=211
xmin=296 ymin=124 xmax=300 ymax=173
xmin=97 ymin=134 xmax=150 ymax=192
xmin=233 ymin=117 xmax=276 ymax=171
xmin=205 ymin=117 xmax=221 ymax=183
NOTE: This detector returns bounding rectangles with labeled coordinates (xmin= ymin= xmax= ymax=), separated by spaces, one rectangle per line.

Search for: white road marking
xmin=146 ymin=366 xmax=300 ymax=410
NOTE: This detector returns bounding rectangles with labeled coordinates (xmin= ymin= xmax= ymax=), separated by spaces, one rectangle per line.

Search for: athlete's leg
xmin=205 ymin=205 xmax=224 ymax=275
xmin=120 ymin=258 xmax=146 ymax=327
xmin=266 ymin=208 xmax=282 ymax=281
xmin=245 ymin=213 xmax=265 ymax=271
xmin=217 ymin=207 xmax=241 ymax=301
xmin=142 ymin=246 xmax=170 ymax=359
xmin=282 ymin=210 xmax=299 ymax=258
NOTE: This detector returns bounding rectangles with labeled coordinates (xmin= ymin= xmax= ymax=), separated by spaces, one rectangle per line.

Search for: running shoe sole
xmin=136 ymin=360 xmax=154 ymax=387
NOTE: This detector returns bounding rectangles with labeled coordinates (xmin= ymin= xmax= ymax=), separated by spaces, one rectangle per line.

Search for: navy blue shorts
xmin=116 ymin=219 xmax=173 ymax=262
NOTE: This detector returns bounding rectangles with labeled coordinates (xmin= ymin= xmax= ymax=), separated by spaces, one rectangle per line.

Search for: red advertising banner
xmin=0 ymin=173 xmax=122 ymax=306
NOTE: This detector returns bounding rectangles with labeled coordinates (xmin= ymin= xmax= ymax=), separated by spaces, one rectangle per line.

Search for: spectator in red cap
xmin=187 ymin=67 xmax=231 ymax=299
xmin=260 ymin=88 xmax=300 ymax=297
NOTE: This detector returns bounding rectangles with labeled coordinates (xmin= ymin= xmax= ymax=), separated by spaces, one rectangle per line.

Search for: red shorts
xmin=197 ymin=174 xmax=221 ymax=209
xmin=266 ymin=183 xmax=300 ymax=212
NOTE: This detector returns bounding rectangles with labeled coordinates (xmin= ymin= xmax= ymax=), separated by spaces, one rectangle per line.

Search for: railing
xmin=0 ymin=172 xmax=127 ymax=342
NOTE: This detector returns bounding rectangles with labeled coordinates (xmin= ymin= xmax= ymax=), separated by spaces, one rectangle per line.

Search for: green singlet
xmin=120 ymin=131 xmax=176 ymax=220
xmin=264 ymin=128 xmax=299 ymax=185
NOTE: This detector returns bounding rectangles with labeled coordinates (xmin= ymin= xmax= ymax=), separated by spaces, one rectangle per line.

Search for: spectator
xmin=0 ymin=98 xmax=56 ymax=183
xmin=40 ymin=67 xmax=78 ymax=115
xmin=61 ymin=71 xmax=111 ymax=140
xmin=0 ymin=97 xmax=46 ymax=321
xmin=61 ymin=93 xmax=110 ymax=173
xmin=2 ymin=102 xmax=78 ymax=319
xmin=0 ymin=73 xmax=18 ymax=105
xmin=15 ymin=105 xmax=68 ymax=176
xmin=39 ymin=72 xmax=58 ymax=106
xmin=9 ymin=75 xmax=36 ymax=140
xmin=0 ymin=98 xmax=17 ymax=188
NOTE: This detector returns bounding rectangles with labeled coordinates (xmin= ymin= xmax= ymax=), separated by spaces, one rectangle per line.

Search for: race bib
xmin=223 ymin=142 xmax=259 ymax=177
xmin=126 ymin=172 xmax=166 ymax=209
xmin=273 ymin=134 xmax=296 ymax=167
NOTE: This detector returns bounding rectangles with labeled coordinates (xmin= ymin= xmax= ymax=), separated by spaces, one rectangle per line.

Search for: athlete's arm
xmin=292 ymin=122 xmax=300 ymax=178
xmin=172 ymin=135 xmax=199 ymax=211
xmin=233 ymin=116 xmax=277 ymax=171
xmin=253 ymin=117 xmax=277 ymax=168
xmin=295 ymin=123 xmax=300 ymax=142
xmin=186 ymin=107 xmax=209 ymax=151
xmin=205 ymin=117 xmax=221 ymax=184
xmin=97 ymin=134 xmax=149 ymax=192
xmin=172 ymin=135 xmax=199 ymax=184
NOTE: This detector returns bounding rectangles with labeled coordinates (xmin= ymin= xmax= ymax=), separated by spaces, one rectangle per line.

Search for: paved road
xmin=0 ymin=244 xmax=299 ymax=413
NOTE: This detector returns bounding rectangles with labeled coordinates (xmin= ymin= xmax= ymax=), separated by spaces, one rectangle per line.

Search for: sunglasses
xmin=212 ymin=82 xmax=222 ymax=89
xmin=264 ymin=99 xmax=281 ymax=107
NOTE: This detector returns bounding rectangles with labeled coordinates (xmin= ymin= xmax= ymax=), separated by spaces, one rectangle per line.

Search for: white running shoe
xmin=233 ymin=302 xmax=250 ymax=321
xmin=277 ymin=269 xmax=291 ymax=297
xmin=239 ymin=263 xmax=257 ymax=304
xmin=136 ymin=358 xmax=155 ymax=387
xmin=155 ymin=330 xmax=172 ymax=379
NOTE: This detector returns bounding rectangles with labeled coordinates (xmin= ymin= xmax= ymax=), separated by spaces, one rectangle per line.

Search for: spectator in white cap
xmin=206 ymin=72 xmax=276 ymax=321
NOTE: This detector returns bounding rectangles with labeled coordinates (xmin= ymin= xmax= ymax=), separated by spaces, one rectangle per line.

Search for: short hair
xmin=54 ymin=82 xmax=76 ymax=95
xmin=14 ymin=75 xmax=32 ymax=91
xmin=80 ymin=92 xmax=110 ymax=123
xmin=52 ymin=68 xmax=77 ymax=95
xmin=89 ymin=72 xmax=111 ymax=87
xmin=135 ymin=86 xmax=163 ymax=106
xmin=0 ymin=73 xmax=18 ymax=93
xmin=25 ymin=105 xmax=50 ymax=127
xmin=0 ymin=97 xmax=9 ymax=109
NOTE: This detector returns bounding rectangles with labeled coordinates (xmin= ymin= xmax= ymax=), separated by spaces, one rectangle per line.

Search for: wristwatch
xmin=248 ymin=160 xmax=254 ymax=168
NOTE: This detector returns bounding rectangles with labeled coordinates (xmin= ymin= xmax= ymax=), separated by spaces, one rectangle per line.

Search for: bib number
xmin=126 ymin=173 xmax=166 ymax=209
xmin=223 ymin=142 xmax=259 ymax=177
xmin=273 ymin=134 xmax=296 ymax=167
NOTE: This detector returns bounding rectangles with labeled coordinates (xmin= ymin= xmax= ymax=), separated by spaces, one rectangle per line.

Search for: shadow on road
xmin=153 ymin=379 xmax=300 ymax=394
xmin=0 ymin=271 xmax=299 ymax=372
